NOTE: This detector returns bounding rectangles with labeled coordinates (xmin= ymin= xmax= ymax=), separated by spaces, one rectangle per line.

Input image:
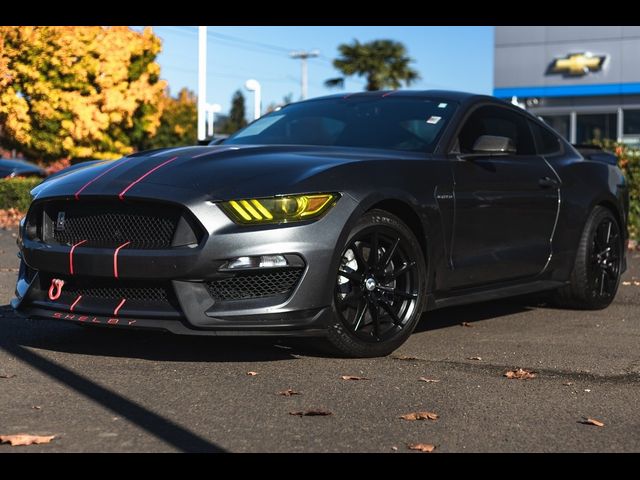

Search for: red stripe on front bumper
xmin=113 ymin=298 xmax=126 ymax=316
xmin=69 ymin=295 xmax=82 ymax=312
xmin=69 ymin=239 xmax=87 ymax=275
xmin=113 ymin=241 xmax=131 ymax=279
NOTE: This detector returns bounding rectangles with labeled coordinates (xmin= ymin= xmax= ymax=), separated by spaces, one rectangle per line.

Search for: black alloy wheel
xmin=554 ymin=206 xmax=623 ymax=310
xmin=325 ymin=209 xmax=427 ymax=357
xmin=588 ymin=215 xmax=621 ymax=301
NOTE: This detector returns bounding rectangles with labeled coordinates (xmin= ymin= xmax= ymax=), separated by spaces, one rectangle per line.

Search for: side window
xmin=457 ymin=105 xmax=536 ymax=155
xmin=529 ymin=120 xmax=562 ymax=155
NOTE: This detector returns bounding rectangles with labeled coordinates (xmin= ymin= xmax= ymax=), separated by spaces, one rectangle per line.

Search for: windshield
xmin=224 ymin=96 xmax=457 ymax=153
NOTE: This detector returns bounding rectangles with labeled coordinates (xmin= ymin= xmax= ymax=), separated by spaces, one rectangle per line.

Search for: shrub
xmin=592 ymin=140 xmax=640 ymax=240
xmin=0 ymin=177 xmax=42 ymax=211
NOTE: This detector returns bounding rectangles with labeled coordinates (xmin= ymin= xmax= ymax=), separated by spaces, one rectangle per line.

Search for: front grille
xmin=34 ymin=273 xmax=184 ymax=318
xmin=206 ymin=268 xmax=303 ymax=301
xmin=39 ymin=200 xmax=187 ymax=249
xmin=49 ymin=274 xmax=181 ymax=312
xmin=55 ymin=212 xmax=176 ymax=249
xmin=62 ymin=284 xmax=170 ymax=303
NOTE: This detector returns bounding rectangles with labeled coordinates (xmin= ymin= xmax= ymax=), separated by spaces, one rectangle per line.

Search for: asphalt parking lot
xmin=1 ymin=226 xmax=639 ymax=452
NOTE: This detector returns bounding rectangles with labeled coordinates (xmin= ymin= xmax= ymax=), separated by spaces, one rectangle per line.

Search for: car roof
xmin=0 ymin=158 xmax=41 ymax=168
xmin=300 ymin=90 xmax=495 ymax=104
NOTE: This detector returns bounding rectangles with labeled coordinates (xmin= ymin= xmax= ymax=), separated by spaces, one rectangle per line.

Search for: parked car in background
xmin=0 ymin=158 xmax=47 ymax=179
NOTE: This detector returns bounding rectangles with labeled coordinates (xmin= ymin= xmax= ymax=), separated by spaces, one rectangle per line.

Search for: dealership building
xmin=494 ymin=26 xmax=640 ymax=145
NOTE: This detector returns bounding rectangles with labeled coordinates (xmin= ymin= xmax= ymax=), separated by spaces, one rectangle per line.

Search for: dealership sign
xmin=549 ymin=52 xmax=607 ymax=76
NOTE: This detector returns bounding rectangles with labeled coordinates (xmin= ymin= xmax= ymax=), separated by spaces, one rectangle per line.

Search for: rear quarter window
xmin=530 ymin=120 xmax=562 ymax=155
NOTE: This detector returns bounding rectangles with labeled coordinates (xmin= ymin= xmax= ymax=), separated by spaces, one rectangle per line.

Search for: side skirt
xmin=428 ymin=280 xmax=567 ymax=310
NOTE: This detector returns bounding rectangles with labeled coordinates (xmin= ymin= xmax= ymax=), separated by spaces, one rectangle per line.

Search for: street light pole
xmin=290 ymin=50 xmax=319 ymax=100
xmin=197 ymin=26 xmax=207 ymax=141
xmin=245 ymin=79 xmax=262 ymax=121
xmin=206 ymin=103 xmax=222 ymax=138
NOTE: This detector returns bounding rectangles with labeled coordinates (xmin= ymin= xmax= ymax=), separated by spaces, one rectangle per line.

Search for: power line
xmin=168 ymin=26 xmax=295 ymax=55
xmin=161 ymin=26 xmax=293 ymax=58
xmin=208 ymin=31 xmax=292 ymax=54
xmin=156 ymin=26 xmax=366 ymax=93
xmin=162 ymin=63 xmax=298 ymax=85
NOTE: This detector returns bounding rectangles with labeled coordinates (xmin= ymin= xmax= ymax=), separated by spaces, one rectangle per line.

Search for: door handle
xmin=539 ymin=176 xmax=560 ymax=188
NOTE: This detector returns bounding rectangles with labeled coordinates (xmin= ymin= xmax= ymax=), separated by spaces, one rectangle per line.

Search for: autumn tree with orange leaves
xmin=0 ymin=26 xmax=166 ymax=162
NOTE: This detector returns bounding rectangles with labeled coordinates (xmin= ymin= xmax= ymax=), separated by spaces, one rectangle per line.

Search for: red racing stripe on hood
xmin=74 ymin=158 xmax=132 ymax=200
xmin=118 ymin=156 xmax=179 ymax=200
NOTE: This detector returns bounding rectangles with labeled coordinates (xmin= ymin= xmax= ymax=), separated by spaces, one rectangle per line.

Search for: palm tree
xmin=325 ymin=39 xmax=420 ymax=91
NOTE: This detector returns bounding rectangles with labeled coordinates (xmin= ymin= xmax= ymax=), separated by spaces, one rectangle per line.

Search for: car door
xmin=444 ymin=104 xmax=560 ymax=289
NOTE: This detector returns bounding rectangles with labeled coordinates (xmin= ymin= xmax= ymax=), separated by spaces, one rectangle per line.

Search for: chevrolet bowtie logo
xmin=550 ymin=52 xmax=607 ymax=76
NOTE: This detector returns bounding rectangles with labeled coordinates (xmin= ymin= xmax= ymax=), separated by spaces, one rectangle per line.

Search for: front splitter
xmin=11 ymin=303 xmax=330 ymax=337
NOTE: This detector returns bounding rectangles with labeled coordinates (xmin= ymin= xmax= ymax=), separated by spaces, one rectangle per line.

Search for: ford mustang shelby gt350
xmin=13 ymin=91 xmax=628 ymax=357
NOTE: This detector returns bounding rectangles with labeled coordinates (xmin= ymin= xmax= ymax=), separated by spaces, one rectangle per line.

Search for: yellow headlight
xmin=221 ymin=193 xmax=339 ymax=225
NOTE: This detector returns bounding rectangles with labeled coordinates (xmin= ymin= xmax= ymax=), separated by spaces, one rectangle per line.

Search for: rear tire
xmin=553 ymin=206 xmax=623 ymax=310
xmin=323 ymin=209 xmax=427 ymax=358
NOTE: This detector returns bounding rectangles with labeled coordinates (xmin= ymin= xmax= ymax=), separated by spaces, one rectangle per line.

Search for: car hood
xmin=32 ymin=145 xmax=423 ymax=202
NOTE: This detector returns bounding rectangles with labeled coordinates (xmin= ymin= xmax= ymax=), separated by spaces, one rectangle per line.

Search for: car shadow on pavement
xmin=1 ymin=305 xmax=302 ymax=363
xmin=2 ymin=297 xmax=540 ymax=362
xmin=414 ymin=296 xmax=538 ymax=333
xmin=0 ymin=341 xmax=226 ymax=452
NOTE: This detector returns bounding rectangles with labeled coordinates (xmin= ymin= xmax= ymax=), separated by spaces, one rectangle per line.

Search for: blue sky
xmin=137 ymin=26 xmax=494 ymax=119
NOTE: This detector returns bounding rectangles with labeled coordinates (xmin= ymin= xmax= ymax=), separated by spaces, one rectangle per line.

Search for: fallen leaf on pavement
xmin=289 ymin=409 xmax=333 ymax=416
xmin=0 ymin=374 xmax=16 ymax=379
xmin=277 ymin=388 xmax=301 ymax=396
xmin=468 ymin=356 xmax=482 ymax=361
xmin=634 ymin=281 xmax=640 ymax=286
xmin=461 ymin=322 xmax=473 ymax=327
xmin=581 ymin=417 xmax=605 ymax=427
xmin=622 ymin=281 xmax=631 ymax=285
xmin=391 ymin=446 xmax=398 ymax=451
xmin=504 ymin=368 xmax=537 ymax=380
xmin=340 ymin=375 xmax=369 ymax=381
xmin=419 ymin=377 xmax=440 ymax=383
xmin=407 ymin=443 xmax=436 ymax=452
xmin=400 ymin=411 xmax=439 ymax=421
xmin=246 ymin=371 xmax=258 ymax=376
xmin=0 ymin=434 xmax=55 ymax=446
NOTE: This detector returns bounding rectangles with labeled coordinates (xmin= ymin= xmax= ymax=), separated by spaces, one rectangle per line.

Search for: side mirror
xmin=472 ymin=135 xmax=516 ymax=154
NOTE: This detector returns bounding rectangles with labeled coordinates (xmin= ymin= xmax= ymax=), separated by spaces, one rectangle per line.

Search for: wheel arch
xmin=329 ymin=190 xmax=442 ymax=307
xmin=594 ymin=198 xmax=626 ymax=240
xmin=365 ymin=199 xmax=428 ymax=263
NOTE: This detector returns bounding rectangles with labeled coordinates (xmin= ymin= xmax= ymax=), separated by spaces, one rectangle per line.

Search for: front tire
xmin=553 ymin=206 xmax=623 ymax=309
xmin=324 ymin=209 xmax=427 ymax=357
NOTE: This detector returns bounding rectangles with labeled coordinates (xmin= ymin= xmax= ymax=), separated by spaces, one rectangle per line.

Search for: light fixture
xmin=223 ymin=255 xmax=288 ymax=270
xmin=220 ymin=193 xmax=339 ymax=225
